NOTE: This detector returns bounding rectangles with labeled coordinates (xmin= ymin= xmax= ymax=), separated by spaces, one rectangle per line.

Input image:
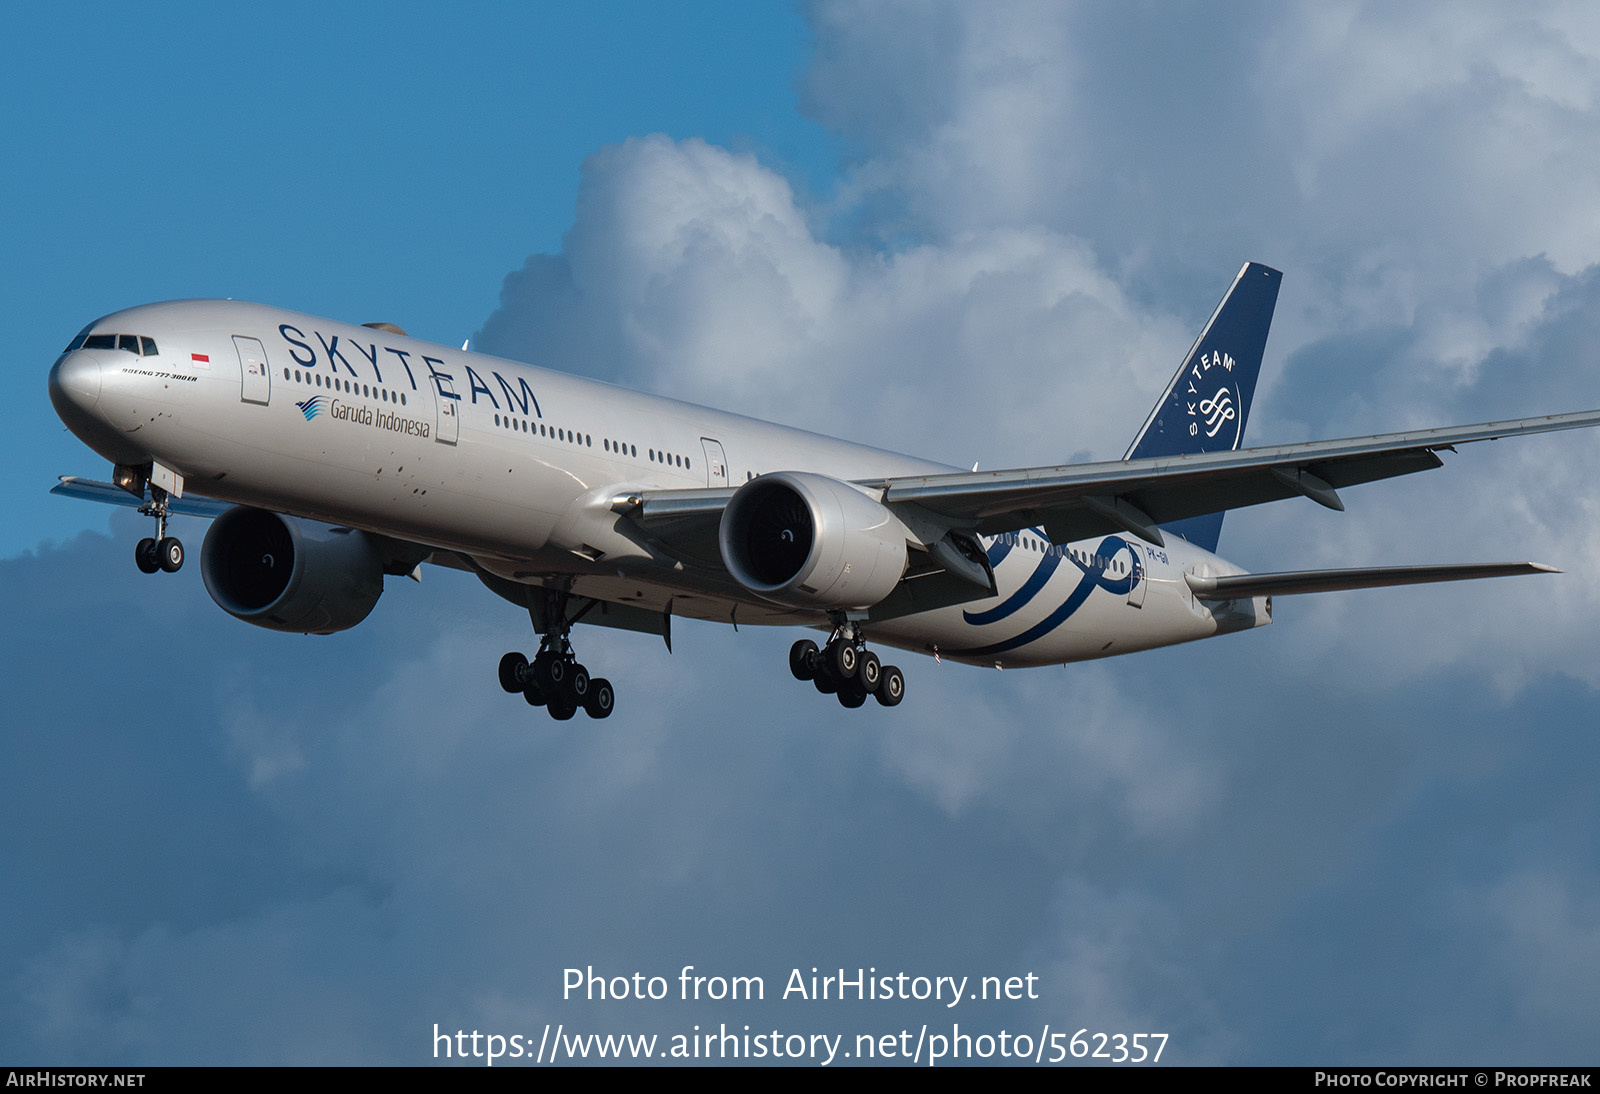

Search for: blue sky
xmin=7 ymin=0 xmax=1600 ymax=1066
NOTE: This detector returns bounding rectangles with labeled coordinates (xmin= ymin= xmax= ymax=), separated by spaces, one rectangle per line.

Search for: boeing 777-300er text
xmin=46 ymin=263 xmax=1600 ymax=719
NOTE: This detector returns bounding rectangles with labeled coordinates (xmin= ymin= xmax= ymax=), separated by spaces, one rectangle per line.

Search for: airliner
xmin=46 ymin=263 xmax=1600 ymax=720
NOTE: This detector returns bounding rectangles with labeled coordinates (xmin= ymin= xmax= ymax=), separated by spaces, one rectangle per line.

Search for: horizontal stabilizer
xmin=51 ymin=476 xmax=231 ymax=518
xmin=1185 ymin=562 xmax=1559 ymax=600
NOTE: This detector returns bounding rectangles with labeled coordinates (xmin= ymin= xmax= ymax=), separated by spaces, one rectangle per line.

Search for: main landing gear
xmin=133 ymin=485 xmax=183 ymax=574
xmin=497 ymin=593 xmax=615 ymax=721
xmin=788 ymin=621 xmax=905 ymax=709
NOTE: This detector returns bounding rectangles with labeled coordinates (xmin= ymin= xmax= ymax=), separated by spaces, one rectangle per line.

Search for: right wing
xmin=50 ymin=476 xmax=233 ymax=518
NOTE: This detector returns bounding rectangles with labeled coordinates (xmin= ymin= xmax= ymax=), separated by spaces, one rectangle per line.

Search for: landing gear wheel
xmin=135 ymin=537 xmax=159 ymax=574
xmin=875 ymin=665 xmax=905 ymax=707
xmin=564 ymin=663 xmax=591 ymax=705
xmin=157 ymin=537 xmax=184 ymax=573
xmin=828 ymin=640 xmax=859 ymax=682
xmin=534 ymin=652 xmax=567 ymax=694
xmin=504 ymin=592 xmax=618 ymax=724
xmin=789 ymin=639 xmax=819 ymax=681
xmin=584 ymin=678 xmax=615 ymax=719
xmin=858 ymin=651 xmax=882 ymax=693
xmin=801 ymin=618 xmax=902 ymax=711
xmin=498 ymin=652 xmax=528 ymax=693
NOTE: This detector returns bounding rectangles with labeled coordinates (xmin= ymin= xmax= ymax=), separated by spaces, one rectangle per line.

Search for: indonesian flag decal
xmin=191 ymin=353 xmax=209 ymax=363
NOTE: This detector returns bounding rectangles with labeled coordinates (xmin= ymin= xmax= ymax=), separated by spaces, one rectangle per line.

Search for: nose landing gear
xmin=133 ymin=484 xmax=183 ymax=574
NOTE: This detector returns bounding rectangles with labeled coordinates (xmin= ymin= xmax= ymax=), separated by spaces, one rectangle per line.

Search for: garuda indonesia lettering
xmin=46 ymin=264 xmax=1600 ymax=720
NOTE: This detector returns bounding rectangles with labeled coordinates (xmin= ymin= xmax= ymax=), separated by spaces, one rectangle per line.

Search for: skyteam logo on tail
xmin=1123 ymin=262 xmax=1281 ymax=553
xmin=296 ymin=396 xmax=327 ymax=421
xmin=1187 ymin=351 xmax=1243 ymax=449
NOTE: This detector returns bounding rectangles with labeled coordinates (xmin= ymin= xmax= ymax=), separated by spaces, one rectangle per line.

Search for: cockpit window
xmin=64 ymin=324 xmax=93 ymax=352
xmin=77 ymin=332 xmax=159 ymax=355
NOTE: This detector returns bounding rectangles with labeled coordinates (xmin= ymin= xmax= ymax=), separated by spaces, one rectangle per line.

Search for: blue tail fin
xmin=1123 ymin=261 xmax=1281 ymax=551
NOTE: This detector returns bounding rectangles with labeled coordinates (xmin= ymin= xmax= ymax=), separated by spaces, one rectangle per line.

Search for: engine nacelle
xmin=719 ymin=472 xmax=909 ymax=609
xmin=201 ymin=508 xmax=384 ymax=634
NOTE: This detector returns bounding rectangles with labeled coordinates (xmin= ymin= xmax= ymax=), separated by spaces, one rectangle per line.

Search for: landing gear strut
xmin=133 ymin=484 xmax=183 ymax=574
xmin=497 ymin=590 xmax=615 ymax=721
xmin=788 ymin=618 xmax=905 ymax=709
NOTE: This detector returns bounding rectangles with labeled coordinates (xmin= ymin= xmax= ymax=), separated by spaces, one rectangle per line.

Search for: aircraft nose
xmin=49 ymin=350 xmax=104 ymax=414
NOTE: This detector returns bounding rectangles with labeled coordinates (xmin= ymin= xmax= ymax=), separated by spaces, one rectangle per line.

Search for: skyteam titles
xmin=562 ymin=965 xmax=1040 ymax=1008
xmin=277 ymin=323 xmax=543 ymax=418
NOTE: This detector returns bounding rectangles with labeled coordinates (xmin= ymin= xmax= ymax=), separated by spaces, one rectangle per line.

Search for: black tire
xmin=498 ymin=651 xmax=528 ymax=693
xmin=858 ymin=650 xmax=882 ymax=693
xmin=875 ymin=665 xmax=905 ymax=707
xmin=522 ymin=678 xmax=547 ymax=707
xmin=158 ymin=537 xmax=184 ymax=573
xmin=584 ymin=678 xmax=615 ymax=719
xmin=535 ymin=653 xmax=566 ymax=693
xmin=565 ymin=662 xmax=591 ymax=704
xmin=789 ymin=639 xmax=819 ymax=681
xmin=135 ymin=537 xmax=159 ymax=574
xmin=838 ymin=686 xmax=867 ymax=709
xmin=547 ymin=700 xmax=577 ymax=721
xmin=828 ymin=640 xmax=858 ymax=682
xmin=813 ymin=672 xmax=837 ymax=695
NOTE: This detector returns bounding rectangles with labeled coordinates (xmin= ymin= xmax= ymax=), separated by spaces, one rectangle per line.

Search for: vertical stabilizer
xmin=1123 ymin=262 xmax=1281 ymax=551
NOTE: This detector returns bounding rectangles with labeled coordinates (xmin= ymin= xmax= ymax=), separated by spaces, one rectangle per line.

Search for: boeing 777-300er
xmin=46 ymin=263 xmax=1600 ymax=720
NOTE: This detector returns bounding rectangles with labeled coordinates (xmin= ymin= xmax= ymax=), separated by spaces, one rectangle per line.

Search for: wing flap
xmin=1186 ymin=562 xmax=1559 ymax=600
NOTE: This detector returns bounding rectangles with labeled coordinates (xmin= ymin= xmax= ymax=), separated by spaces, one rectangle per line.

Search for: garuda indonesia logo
xmin=296 ymin=396 xmax=327 ymax=421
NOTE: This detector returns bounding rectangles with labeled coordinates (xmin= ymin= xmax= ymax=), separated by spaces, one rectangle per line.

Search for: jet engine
xmin=201 ymin=507 xmax=384 ymax=634
xmin=719 ymin=472 xmax=909 ymax=609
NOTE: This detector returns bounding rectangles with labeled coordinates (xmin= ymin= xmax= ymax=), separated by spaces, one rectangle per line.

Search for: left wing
xmin=866 ymin=408 xmax=1600 ymax=546
xmin=624 ymin=409 xmax=1600 ymax=552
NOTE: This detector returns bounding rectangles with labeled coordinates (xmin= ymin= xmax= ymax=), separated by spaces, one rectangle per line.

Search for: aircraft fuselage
xmin=48 ymin=298 xmax=1260 ymax=671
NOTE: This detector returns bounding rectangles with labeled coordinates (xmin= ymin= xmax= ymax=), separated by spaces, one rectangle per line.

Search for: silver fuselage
xmin=48 ymin=299 xmax=1263 ymax=667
